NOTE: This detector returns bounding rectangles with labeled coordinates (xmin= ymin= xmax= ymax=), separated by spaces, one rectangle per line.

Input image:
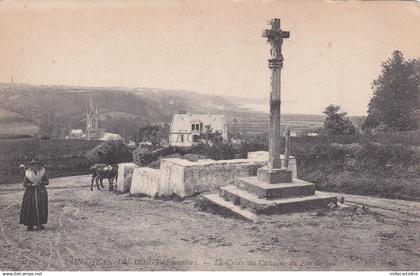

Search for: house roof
xmin=170 ymin=113 xmax=226 ymax=133
xmin=70 ymin=129 xmax=84 ymax=135
xmin=100 ymin=132 xmax=122 ymax=141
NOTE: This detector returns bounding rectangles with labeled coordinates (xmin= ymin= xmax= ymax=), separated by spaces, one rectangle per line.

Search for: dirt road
xmin=1 ymin=175 xmax=419 ymax=271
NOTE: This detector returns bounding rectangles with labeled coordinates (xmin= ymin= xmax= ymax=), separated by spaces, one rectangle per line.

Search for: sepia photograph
xmin=0 ymin=0 xmax=419 ymax=273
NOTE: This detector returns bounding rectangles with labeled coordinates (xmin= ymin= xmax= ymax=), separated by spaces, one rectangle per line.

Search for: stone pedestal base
xmin=201 ymin=173 xmax=337 ymax=222
xmin=236 ymin=177 xmax=315 ymax=199
xmin=257 ymin=166 xmax=292 ymax=184
xmin=201 ymin=162 xmax=337 ymax=221
xmin=268 ymin=157 xmax=282 ymax=170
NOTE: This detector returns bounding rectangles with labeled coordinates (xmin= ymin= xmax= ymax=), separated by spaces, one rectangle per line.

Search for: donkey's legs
xmin=96 ymin=176 xmax=101 ymax=190
xmin=90 ymin=174 xmax=96 ymax=191
xmin=100 ymin=177 xmax=105 ymax=188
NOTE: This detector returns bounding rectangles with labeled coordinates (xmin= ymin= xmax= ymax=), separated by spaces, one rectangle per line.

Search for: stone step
xmin=236 ymin=177 xmax=315 ymax=199
xmin=201 ymin=193 xmax=259 ymax=222
xmin=219 ymin=185 xmax=337 ymax=215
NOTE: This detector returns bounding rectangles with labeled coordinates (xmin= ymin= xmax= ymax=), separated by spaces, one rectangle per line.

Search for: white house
xmin=100 ymin=132 xmax=123 ymax=141
xmin=67 ymin=129 xmax=85 ymax=139
xmin=169 ymin=113 xmax=228 ymax=147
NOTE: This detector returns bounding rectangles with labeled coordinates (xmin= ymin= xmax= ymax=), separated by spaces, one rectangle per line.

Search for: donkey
xmin=90 ymin=163 xmax=118 ymax=191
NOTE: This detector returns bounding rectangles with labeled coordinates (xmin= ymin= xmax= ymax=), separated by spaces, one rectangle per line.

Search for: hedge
xmin=0 ymin=138 xmax=101 ymax=184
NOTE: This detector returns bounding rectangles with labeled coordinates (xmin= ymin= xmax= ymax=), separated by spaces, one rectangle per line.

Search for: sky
xmin=0 ymin=0 xmax=419 ymax=115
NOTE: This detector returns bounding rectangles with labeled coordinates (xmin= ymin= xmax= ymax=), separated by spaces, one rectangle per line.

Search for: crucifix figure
xmin=263 ymin=18 xmax=290 ymax=60
xmin=262 ymin=18 xmax=290 ymax=172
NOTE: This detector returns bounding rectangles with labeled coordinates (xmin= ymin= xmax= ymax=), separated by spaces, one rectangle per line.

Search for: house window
xmin=193 ymin=135 xmax=199 ymax=142
xmin=192 ymin=124 xmax=200 ymax=131
xmin=180 ymin=134 xmax=184 ymax=142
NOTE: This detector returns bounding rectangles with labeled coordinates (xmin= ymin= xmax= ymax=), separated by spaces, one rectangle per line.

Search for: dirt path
xmin=0 ymin=175 xmax=419 ymax=271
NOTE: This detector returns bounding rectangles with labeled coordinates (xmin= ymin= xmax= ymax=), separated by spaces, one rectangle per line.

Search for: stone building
xmin=67 ymin=129 xmax=85 ymax=139
xmin=100 ymin=132 xmax=122 ymax=141
xmin=85 ymin=97 xmax=103 ymax=140
xmin=69 ymin=96 xmax=123 ymax=141
xmin=169 ymin=113 xmax=228 ymax=147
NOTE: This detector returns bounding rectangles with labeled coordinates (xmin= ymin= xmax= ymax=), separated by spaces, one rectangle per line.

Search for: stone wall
xmin=130 ymin=167 xmax=161 ymax=197
xmin=127 ymin=151 xmax=298 ymax=198
xmin=130 ymin=158 xmax=266 ymax=198
xmin=116 ymin=162 xmax=138 ymax=193
xmin=181 ymin=159 xmax=263 ymax=197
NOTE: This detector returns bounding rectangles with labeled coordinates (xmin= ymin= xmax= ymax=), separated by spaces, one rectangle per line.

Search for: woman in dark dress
xmin=19 ymin=158 xmax=49 ymax=231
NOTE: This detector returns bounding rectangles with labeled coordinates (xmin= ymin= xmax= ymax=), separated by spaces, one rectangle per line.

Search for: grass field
xmin=0 ymin=122 xmax=39 ymax=139
xmin=0 ymin=138 xmax=101 ymax=184
xmin=291 ymin=132 xmax=420 ymax=201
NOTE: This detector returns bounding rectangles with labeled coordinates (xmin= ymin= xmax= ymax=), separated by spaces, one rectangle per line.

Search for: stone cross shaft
xmin=262 ymin=18 xmax=290 ymax=169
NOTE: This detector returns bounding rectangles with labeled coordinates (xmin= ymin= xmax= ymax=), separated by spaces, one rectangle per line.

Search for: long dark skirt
xmin=19 ymin=185 xmax=48 ymax=226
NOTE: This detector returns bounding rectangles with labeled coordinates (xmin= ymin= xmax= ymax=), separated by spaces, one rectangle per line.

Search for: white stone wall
xmin=116 ymin=162 xmax=138 ymax=193
xmin=130 ymin=167 xmax=161 ymax=197
xmin=128 ymin=151 xmax=299 ymax=198
xmin=130 ymin=158 xmax=265 ymax=198
xmin=130 ymin=159 xmax=186 ymax=197
xmin=181 ymin=159 xmax=265 ymax=197
xmin=159 ymin=159 xmax=186 ymax=196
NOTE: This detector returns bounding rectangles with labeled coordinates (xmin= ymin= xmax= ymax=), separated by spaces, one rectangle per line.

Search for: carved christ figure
xmin=263 ymin=18 xmax=290 ymax=60
xmin=269 ymin=33 xmax=284 ymax=59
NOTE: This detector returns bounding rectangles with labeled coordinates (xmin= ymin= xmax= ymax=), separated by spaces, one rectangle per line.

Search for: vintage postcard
xmin=0 ymin=0 xmax=419 ymax=273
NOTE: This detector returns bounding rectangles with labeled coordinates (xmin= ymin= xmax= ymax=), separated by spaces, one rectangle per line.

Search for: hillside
xmin=0 ymin=83 xmax=242 ymax=139
xmin=0 ymin=83 xmax=236 ymax=123
xmin=0 ymin=83 xmax=330 ymax=139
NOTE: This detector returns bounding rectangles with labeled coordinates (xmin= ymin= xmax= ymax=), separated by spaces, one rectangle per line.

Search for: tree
xmin=200 ymin=126 xmax=224 ymax=145
xmin=323 ymin=105 xmax=356 ymax=135
xmin=38 ymin=112 xmax=54 ymax=139
xmin=131 ymin=125 xmax=161 ymax=146
xmin=363 ymin=51 xmax=420 ymax=131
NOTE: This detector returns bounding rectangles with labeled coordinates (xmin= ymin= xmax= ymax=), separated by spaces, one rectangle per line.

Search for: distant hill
xmin=0 ymin=83 xmax=329 ymax=139
xmin=0 ymin=83 xmax=242 ymax=139
xmin=222 ymin=96 xmax=268 ymax=113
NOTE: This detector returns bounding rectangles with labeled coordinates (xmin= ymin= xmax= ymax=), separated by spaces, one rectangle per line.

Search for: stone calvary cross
xmin=202 ymin=18 xmax=337 ymax=220
xmin=262 ymin=18 xmax=290 ymax=61
xmin=262 ymin=18 xmax=290 ymax=171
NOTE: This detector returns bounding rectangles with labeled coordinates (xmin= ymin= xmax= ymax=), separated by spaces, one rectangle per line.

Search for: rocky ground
xmin=0 ymin=175 xmax=419 ymax=271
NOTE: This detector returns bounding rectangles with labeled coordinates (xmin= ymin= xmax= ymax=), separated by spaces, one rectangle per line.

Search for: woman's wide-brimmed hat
xmin=29 ymin=157 xmax=43 ymax=165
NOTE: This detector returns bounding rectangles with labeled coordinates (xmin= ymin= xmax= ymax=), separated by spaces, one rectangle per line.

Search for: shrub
xmin=293 ymin=137 xmax=420 ymax=200
xmin=85 ymin=140 xmax=132 ymax=164
xmin=132 ymin=132 xmax=420 ymax=201
xmin=132 ymin=139 xmax=268 ymax=167
xmin=323 ymin=105 xmax=356 ymax=135
xmin=0 ymin=138 xmax=102 ymax=183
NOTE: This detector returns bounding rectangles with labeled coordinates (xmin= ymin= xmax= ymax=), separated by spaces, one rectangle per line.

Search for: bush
xmin=323 ymin=105 xmax=356 ymax=135
xmin=132 ymin=138 xmax=268 ymax=167
xmin=85 ymin=140 xmax=132 ymax=165
xmin=133 ymin=146 xmax=177 ymax=166
xmin=0 ymin=138 xmax=102 ymax=183
xmin=292 ymin=137 xmax=420 ymax=201
xmin=132 ymin=132 xmax=420 ymax=201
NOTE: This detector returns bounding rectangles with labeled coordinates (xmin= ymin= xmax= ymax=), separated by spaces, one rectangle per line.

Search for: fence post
xmin=284 ymin=128 xmax=290 ymax=169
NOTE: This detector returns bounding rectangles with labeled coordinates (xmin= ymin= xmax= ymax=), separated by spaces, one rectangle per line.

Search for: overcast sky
xmin=0 ymin=0 xmax=419 ymax=115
